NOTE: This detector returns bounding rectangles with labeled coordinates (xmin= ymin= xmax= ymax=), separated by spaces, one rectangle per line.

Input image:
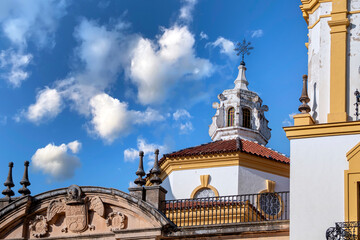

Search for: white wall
xmin=164 ymin=166 xmax=240 ymax=200
xmin=162 ymin=165 xmax=289 ymax=200
xmin=290 ymin=134 xmax=360 ymax=240
xmin=238 ymin=167 xmax=289 ymax=194
xmin=307 ymin=2 xmax=331 ymax=123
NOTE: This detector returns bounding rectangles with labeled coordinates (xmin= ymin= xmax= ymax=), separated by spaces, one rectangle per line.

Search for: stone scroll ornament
xmin=29 ymin=215 xmax=48 ymax=238
xmin=106 ymin=212 xmax=127 ymax=232
xmin=46 ymin=185 xmax=105 ymax=234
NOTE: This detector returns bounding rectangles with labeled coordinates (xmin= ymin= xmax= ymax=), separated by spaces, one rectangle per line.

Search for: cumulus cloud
xmin=20 ymin=2 xmax=211 ymax=142
xmin=200 ymin=31 xmax=208 ymax=40
xmin=129 ymin=25 xmax=213 ymax=104
xmin=67 ymin=140 xmax=82 ymax=154
xmin=88 ymin=93 xmax=165 ymax=143
xmin=210 ymin=37 xmax=236 ymax=59
xmin=179 ymin=0 xmax=197 ymax=23
xmin=89 ymin=93 xmax=131 ymax=143
xmin=0 ymin=0 xmax=68 ymax=87
xmin=31 ymin=141 xmax=81 ymax=181
xmin=251 ymin=29 xmax=264 ymax=38
xmin=25 ymin=88 xmax=62 ymax=123
xmin=0 ymin=50 xmax=32 ymax=87
xmin=124 ymin=137 xmax=169 ymax=164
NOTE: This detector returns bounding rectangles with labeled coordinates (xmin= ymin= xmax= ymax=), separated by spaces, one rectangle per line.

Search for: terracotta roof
xmin=160 ymin=139 xmax=289 ymax=164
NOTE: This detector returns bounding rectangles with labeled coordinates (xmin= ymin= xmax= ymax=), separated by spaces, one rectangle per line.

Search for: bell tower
xmin=209 ymin=40 xmax=271 ymax=145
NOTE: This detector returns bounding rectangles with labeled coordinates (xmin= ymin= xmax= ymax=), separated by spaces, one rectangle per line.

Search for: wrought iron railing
xmin=326 ymin=222 xmax=360 ymax=240
xmin=161 ymin=191 xmax=289 ymax=227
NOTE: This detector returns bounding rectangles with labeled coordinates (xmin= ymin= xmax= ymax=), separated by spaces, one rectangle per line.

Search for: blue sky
xmin=0 ymin=0 xmax=307 ymax=196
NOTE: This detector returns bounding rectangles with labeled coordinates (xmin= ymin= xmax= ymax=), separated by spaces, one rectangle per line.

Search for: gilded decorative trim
xmin=283 ymin=121 xmax=360 ymax=140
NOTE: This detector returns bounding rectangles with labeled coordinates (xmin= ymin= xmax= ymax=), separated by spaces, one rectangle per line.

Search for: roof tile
xmin=160 ymin=139 xmax=289 ymax=164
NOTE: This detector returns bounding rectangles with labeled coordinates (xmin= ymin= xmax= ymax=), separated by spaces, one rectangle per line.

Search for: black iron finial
xmin=2 ymin=162 xmax=15 ymax=199
xmin=134 ymin=151 xmax=146 ymax=186
xmin=150 ymin=149 xmax=162 ymax=185
xmin=298 ymin=75 xmax=311 ymax=113
xmin=234 ymin=39 xmax=254 ymax=66
xmin=18 ymin=161 xmax=31 ymax=196
xmin=354 ymin=89 xmax=360 ymax=120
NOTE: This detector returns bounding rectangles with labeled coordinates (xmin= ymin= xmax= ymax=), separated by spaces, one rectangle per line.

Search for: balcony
xmin=326 ymin=222 xmax=360 ymax=240
xmin=161 ymin=191 xmax=289 ymax=227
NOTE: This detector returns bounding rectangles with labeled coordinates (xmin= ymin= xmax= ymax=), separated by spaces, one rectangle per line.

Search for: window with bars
xmin=227 ymin=107 xmax=235 ymax=127
xmin=243 ymin=108 xmax=251 ymax=128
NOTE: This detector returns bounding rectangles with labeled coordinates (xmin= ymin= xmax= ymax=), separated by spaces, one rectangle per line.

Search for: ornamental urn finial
xmin=18 ymin=161 xmax=31 ymax=196
xmin=2 ymin=162 xmax=15 ymax=199
xmin=150 ymin=149 xmax=162 ymax=185
xmin=298 ymin=75 xmax=311 ymax=113
xmin=134 ymin=151 xmax=146 ymax=186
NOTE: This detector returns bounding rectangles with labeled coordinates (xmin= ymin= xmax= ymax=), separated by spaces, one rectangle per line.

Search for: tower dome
xmin=209 ymin=62 xmax=271 ymax=145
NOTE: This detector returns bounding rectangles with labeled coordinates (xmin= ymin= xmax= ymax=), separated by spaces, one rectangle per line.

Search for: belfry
xmin=209 ymin=42 xmax=271 ymax=145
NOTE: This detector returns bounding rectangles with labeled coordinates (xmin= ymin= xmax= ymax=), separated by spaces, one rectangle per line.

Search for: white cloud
xmin=173 ymin=109 xmax=193 ymax=134
xmin=67 ymin=140 xmax=82 ymax=154
xmin=129 ymin=25 xmax=213 ymax=104
xmin=25 ymin=88 xmax=63 ymax=123
xmin=251 ymin=29 xmax=264 ymax=38
xmin=210 ymin=37 xmax=235 ymax=59
xmin=0 ymin=50 xmax=32 ymax=87
xmin=179 ymin=0 xmax=197 ymax=23
xmin=124 ymin=137 xmax=168 ymax=163
xmin=180 ymin=121 xmax=193 ymax=134
xmin=89 ymin=93 xmax=131 ymax=143
xmin=55 ymin=19 xmax=134 ymax=116
xmin=173 ymin=109 xmax=191 ymax=120
xmin=133 ymin=107 xmax=165 ymax=124
xmin=88 ymin=93 xmax=165 ymax=143
xmin=200 ymin=31 xmax=208 ymax=40
xmin=0 ymin=0 xmax=68 ymax=87
xmin=31 ymin=141 xmax=81 ymax=181
xmin=0 ymin=0 xmax=68 ymax=47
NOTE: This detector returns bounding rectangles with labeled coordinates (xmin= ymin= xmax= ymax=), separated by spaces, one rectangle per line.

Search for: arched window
xmin=243 ymin=108 xmax=251 ymax=128
xmin=194 ymin=188 xmax=216 ymax=198
xmin=227 ymin=107 xmax=235 ymax=126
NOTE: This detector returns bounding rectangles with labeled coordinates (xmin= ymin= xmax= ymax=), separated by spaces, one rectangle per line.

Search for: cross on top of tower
xmin=234 ymin=39 xmax=254 ymax=65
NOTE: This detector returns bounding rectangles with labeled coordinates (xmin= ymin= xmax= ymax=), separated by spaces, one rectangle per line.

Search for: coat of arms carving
xmin=46 ymin=185 xmax=105 ymax=233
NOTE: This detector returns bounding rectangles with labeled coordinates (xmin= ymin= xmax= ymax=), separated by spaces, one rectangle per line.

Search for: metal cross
xmin=234 ymin=39 xmax=254 ymax=63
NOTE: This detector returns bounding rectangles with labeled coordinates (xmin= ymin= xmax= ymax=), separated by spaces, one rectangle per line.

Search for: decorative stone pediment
xmin=0 ymin=186 xmax=174 ymax=239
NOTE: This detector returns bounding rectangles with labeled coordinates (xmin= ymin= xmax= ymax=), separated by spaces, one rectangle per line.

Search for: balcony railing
xmin=326 ymin=222 xmax=360 ymax=240
xmin=161 ymin=191 xmax=289 ymax=227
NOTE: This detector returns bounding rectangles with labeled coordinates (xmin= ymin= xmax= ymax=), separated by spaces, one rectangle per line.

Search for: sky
xmin=0 ymin=0 xmax=308 ymax=196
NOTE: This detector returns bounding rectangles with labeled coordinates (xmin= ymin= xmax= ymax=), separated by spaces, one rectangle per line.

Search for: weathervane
xmin=234 ymin=39 xmax=254 ymax=65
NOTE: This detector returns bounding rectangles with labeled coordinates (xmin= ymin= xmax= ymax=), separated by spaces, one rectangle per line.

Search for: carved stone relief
xmin=106 ymin=212 xmax=127 ymax=232
xmin=29 ymin=185 xmax=109 ymax=237
xmin=29 ymin=215 xmax=48 ymax=238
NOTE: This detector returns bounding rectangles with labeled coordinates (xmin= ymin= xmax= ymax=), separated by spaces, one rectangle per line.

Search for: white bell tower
xmin=209 ymin=61 xmax=271 ymax=145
